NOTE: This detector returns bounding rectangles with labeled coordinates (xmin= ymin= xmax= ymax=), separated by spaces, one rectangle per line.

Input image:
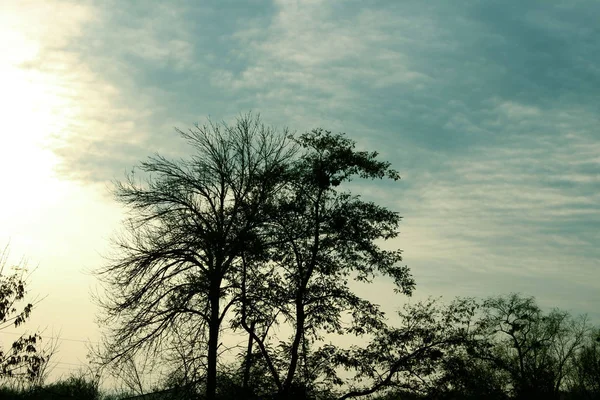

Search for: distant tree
xmin=0 ymin=245 xmax=44 ymax=384
xmin=473 ymin=293 xmax=589 ymax=400
xmin=327 ymin=298 xmax=478 ymax=400
xmin=566 ymin=328 xmax=600 ymax=399
xmin=95 ymin=114 xmax=296 ymax=400
xmin=233 ymin=129 xmax=415 ymax=399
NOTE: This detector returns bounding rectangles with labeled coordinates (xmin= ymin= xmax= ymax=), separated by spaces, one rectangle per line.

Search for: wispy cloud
xmin=390 ymin=107 xmax=600 ymax=316
xmin=6 ymin=0 xmax=599 ymax=321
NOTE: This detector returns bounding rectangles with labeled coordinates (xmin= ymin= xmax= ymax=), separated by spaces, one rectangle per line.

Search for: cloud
xmin=213 ymin=1 xmax=433 ymax=131
xmin=12 ymin=0 xmax=599 ymax=320
xmin=387 ymin=109 xmax=600 ymax=318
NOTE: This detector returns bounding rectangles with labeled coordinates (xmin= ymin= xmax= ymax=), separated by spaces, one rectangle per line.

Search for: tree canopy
xmin=96 ymin=114 xmax=416 ymax=399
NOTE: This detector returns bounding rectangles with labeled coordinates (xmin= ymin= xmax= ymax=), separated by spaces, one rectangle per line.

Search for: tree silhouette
xmin=466 ymin=293 xmax=589 ymax=400
xmin=0 ymin=245 xmax=44 ymax=383
xmin=95 ymin=113 xmax=296 ymax=400
xmin=327 ymin=298 xmax=478 ymax=400
xmin=568 ymin=328 xmax=600 ymax=397
xmin=233 ymin=129 xmax=414 ymax=399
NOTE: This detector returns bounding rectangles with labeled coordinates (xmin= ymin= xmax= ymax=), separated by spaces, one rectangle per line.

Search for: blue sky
xmin=1 ymin=0 xmax=599 ymax=380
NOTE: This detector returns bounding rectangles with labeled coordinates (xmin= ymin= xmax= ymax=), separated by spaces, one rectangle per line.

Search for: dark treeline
xmin=145 ymin=293 xmax=600 ymax=400
xmin=1 ymin=294 xmax=598 ymax=400
xmin=1 ymin=114 xmax=598 ymax=399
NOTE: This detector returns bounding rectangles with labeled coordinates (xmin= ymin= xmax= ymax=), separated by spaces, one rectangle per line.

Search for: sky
xmin=1 ymin=0 xmax=599 ymax=385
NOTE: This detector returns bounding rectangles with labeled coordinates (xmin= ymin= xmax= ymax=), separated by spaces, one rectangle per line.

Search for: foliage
xmin=324 ymin=298 xmax=478 ymax=400
xmin=566 ymin=328 xmax=600 ymax=399
xmin=0 ymin=245 xmax=44 ymax=383
xmin=471 ymin=293 xmax=589 ymax=399
xmin=33 ymin=375 xmax=101 ymax=400
xmin=0 ymin=374 xmax=101 ymax=400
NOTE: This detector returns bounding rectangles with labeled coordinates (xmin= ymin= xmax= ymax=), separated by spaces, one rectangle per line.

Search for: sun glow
xmin=0 ymin=7 xmax=75 ymax=244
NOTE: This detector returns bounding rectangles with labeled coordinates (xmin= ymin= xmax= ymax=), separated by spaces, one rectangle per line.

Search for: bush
xmin=18 ymin=375 xmax=101 ymax=400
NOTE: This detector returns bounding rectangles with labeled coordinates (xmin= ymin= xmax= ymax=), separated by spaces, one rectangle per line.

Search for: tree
xmin=473 ymin=293 xmax=589 ymax=400
xmin=95 ymin=114 xmax=296 ymax=400
xmin=437 ymin=354 xmax=510 ymax=400
xmin=233 ymin=129 xmax=415 ymax=399
xmin=326 ymin=298 xmax=479 ymax=400
xmin=98 ymin=121 xmax=418 ymax=400
xmin=0 ymin=245 xmax=44 ymax=384
xmin=30 ymin=332 xmax=61 ymax=388
xmin=566 ymin=328 xmax=600 ymax=399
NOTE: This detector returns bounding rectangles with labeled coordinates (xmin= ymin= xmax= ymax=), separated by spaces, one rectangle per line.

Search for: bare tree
xmin=95 ymin=113 xmax=296 ymax=400
xmin=106 ymin=353 xmax=153 ymax=396
xmin=30 ymin=330 xmax=61 ymax=387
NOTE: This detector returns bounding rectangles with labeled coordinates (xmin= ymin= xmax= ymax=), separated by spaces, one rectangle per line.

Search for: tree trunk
xmin=282 ymin=294 xmax=305 ymax=397
xmin=243 ymin=320 xmax=256 ymax=391
xmin=206 ymin=280 xmax=221 ymax=400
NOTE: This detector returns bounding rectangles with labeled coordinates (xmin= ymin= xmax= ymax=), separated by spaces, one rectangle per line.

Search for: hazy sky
xmin=1 ymin=0 xmax=599 ymax=383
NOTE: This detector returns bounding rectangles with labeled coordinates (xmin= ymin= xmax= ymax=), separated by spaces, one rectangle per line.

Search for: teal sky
xmin=1 ymin=0 xmax=599 ymax=382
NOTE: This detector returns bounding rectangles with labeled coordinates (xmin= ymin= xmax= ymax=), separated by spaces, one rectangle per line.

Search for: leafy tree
xmin=0 ymin=245 xmax=44 ymax=384
xmin=234 ymin=129 xmax=415 ymax=399
xmin=567 ymin=328 xmax=600 ymax=399
xmin=472 ymin=293 xmax=589 ymax=400
xmin=95 ymin=114 xmax=296 ymax=400
xmin=327 ymin=298 xmax=478 ymax=400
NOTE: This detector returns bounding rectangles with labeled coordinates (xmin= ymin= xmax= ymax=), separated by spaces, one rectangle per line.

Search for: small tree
xmin=326 ymin=298 xmax=478 ymax=400
xmin=0 ymin=245 xmax=44 ymax=384
xmin=30 ymin=332 xmax=60 ymax=387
